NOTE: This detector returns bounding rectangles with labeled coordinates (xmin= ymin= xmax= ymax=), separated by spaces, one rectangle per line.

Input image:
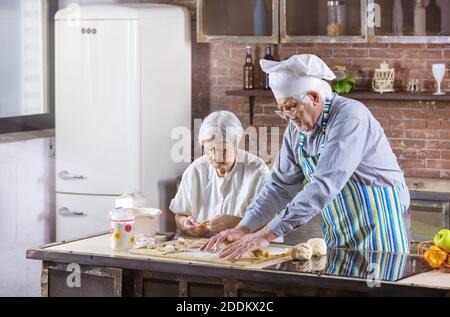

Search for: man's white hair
xmin=198 ymin=110 xmax=243 ymax=146
xmin=292 ymin=78 xmax=333 ymax=104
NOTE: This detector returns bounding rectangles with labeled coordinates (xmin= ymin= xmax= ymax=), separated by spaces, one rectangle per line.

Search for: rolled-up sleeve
xmin=267 ymin=117 xmax=370 ymax=237
xmin=240 ymin=125 xmax=305 ymax=232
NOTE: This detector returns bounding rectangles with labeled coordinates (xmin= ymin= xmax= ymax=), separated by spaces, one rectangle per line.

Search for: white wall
xmin=0 ymin=137 xmax=55 ymax=297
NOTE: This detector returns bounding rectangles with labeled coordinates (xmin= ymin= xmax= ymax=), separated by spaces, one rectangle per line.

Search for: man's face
xmin=276 ymin=92 xmax=323 ymax=132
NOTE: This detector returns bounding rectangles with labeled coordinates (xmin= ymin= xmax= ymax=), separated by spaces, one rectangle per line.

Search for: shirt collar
xmin=315 ymin=94 xmax=336 ymax=132
xmin=314 ymin=109 xmax=324 ymax=132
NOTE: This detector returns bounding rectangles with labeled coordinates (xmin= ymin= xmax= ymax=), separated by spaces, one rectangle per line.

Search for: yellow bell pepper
xmin=423 ymin=246 xmax=447 ymax=269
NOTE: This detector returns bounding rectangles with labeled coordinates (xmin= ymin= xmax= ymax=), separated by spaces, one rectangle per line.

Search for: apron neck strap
xmin=321 ymin=94 xmax=334 ymax=130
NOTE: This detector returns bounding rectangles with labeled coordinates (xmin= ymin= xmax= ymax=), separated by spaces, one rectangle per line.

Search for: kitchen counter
xmin=0 ymin=129 xmax=54 ymax=144
xmin=406 ymin=177 xmax=450 ymax=201
xmin=27 ymin=233 xmax=450 ymax=297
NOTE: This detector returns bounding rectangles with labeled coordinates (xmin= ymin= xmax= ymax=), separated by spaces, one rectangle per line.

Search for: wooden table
xmin=27 ymin=233 xmax=450 ymax=297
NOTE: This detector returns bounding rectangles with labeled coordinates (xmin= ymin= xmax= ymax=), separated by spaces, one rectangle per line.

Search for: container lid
xmin=55 ymin=3 xmax=189 ymax=21
xmin=110 ymin=210 xmax=135 ymax=222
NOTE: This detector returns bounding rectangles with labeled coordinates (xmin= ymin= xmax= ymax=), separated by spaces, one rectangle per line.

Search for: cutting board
xmin=128 ymin=241 xmax=290 ymax=267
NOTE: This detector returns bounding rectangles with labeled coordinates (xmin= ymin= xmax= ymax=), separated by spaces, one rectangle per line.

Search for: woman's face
xmin=203 ymin=139 xmax=237 ymax=175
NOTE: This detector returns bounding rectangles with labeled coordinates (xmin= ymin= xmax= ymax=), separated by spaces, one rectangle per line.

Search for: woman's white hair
xmin=293 ymin=78 xmax=333 ymax=104
xmin=198 ymin=111 xmax=244 ymax=146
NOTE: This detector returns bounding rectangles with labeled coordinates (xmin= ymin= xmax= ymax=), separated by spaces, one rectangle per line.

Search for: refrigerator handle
xmin=58 ymin=207 xmax=87 ymax=217
xmin=58 ymin=170 xmax=87 ymax=180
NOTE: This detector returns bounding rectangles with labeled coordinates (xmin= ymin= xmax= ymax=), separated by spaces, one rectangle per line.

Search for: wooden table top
xmin=27 ymin=233 xmax=450 ymax=292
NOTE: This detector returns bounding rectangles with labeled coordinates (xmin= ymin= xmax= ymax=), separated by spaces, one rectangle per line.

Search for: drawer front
xmin=56 ymin=193 xmax=116 ymax=241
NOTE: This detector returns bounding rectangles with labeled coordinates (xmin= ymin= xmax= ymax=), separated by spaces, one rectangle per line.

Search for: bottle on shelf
xmin=414 ymin=0 xmax=426 ymax=36
xmin=262 ymin=44 xmax=274 ymax=90
xmin=243 ymin=46 xmax=254 ymax=90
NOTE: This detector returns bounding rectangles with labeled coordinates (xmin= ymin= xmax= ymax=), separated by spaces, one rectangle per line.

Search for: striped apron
xmin=298 ymin=98 xmax=409 ymax=253
xmin=323 ymin=248 xmax=407 ymax=281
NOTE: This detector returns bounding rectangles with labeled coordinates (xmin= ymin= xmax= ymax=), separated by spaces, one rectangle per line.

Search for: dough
xmin=164 ymin=245 xmax=175 ymax=253
xmin=197 ymin=220 xmax=209 ymax=228
xmin=290 ymin=243 xmax=313 ymax=260
xmin=307 ymin=238 xmax=327 ymax=257
xmin=290 ymin=259 xmax=312 ymax=272
xmin=311 ymin=256 xmax=327 ymax=271
xmin=252 ymin=249 xmax=270 ymax=258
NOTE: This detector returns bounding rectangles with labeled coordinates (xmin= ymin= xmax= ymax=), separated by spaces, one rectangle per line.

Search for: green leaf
xmin=331 ymin=75 xmax=355 ymax=94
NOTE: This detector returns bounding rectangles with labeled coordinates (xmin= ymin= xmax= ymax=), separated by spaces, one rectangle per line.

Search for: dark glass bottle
xmin=426 ymin=0 xmax=442 ymax=35
xmin=262 ymin=44 xmax=274 ymax=90
xmin=243 ymin=46 xmax=254 ymax=90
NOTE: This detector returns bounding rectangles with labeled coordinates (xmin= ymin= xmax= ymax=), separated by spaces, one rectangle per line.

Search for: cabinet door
xmin=56 ymin=193 xmax=115 ymax=241
xmin=280 ymin=0 xmax=368 ymax=43
xmin=43 ymin=263 xmax=122 ymax=297
xmin=197 ymin=0 xmax=279 ymax=43
xmin=368 ymin=0 xmax=450 ymax=43
xmin=55 ymin=19 xmax=140 ymax=195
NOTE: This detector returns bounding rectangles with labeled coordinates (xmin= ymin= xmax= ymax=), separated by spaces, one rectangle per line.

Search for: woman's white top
xmin=169 ymin=150 xmax=270 ymax=222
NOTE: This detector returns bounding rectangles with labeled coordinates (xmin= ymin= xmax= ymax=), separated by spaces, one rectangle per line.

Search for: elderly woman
xmin=170 ymin=111 xmax=270 ymax=237
xmin=203 ymin=55 xmax=411 ymax=259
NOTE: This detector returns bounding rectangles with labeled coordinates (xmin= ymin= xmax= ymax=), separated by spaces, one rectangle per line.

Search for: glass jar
xmin=327 ymin=1 xmax=346 ymax=36
xmin=110 ymin=210 xmax=135 ymax=250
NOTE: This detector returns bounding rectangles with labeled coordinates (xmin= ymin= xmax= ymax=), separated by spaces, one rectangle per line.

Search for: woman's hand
xmin=181 ymin=216 xmax=207 ymax=237
xmin=208 ymin=215 xmax=242 ymax=234
xmin=200 ymin=225 xmax=251 ymax=253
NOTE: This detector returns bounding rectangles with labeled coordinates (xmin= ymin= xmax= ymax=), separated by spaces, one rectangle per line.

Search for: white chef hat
xmin=260 ymin=54 xmax=336 ymax=100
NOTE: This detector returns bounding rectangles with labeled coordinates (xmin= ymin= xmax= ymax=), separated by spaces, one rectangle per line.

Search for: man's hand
xmin=200 ymin=225 xmax=251 ymax=253
xmin=181 ymin=216 xmax=207 ymax=237
xmin=218 ymin=227 xmax=278 ymax=260
xmin=208 ymin=215 xmax=242 ymax=234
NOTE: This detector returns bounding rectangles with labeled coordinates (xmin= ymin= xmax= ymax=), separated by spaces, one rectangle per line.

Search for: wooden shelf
xmin=226 ymin=89 xmax=274 ymax=98
xmin=226 ymin=89 xmax=450 ymax=125
xmin=344 ymin=91 xmax=450 ymax=101
xmin=226 ymin=89 xmax=450 ymax=101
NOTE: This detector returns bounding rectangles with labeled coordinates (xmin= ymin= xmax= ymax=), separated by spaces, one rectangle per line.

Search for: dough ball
xmin=290 ymin=243 xmax=313 ymax=260
xmin=164 ymin=245 xmax=175 ymax=253
xmin=311 ymin=256 xmax=327 ymax=271
xmin=307 ymin=238 xmax=327 ymax=257
xmin=296 ymin=260 xmax=312 ymax=273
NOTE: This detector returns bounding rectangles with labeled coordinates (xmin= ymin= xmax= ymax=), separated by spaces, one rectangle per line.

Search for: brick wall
xmin=151 ymin=0 xmax=450 ymax=179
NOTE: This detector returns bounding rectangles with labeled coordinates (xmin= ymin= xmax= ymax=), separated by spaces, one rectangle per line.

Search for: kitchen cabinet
xmin=280 ymin=0 xmax=368 ymax=43
xmin=196 ymin=0 xmax=279 ymax=43
xmin=198 ymin=0 xmax=450 ymax=44
xmin=369 ymin=0 xmax=450 ymax=43
xmin=406 ymin=177 xmax=450 ymax=243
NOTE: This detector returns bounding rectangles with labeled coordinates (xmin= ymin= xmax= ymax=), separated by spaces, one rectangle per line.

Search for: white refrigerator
xmin=55 ymin=4 xmax=191 ymax=241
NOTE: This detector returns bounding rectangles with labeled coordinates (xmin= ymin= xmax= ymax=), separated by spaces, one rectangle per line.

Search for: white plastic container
xmin=124 ymin=208 xmax=161 ymax=237
xmin=110 ymin=210 xmax=135 ymax=250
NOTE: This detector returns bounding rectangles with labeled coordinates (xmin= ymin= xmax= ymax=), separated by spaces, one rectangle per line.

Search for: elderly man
xmin=202 ymin=54 xmax=411 ymax=259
